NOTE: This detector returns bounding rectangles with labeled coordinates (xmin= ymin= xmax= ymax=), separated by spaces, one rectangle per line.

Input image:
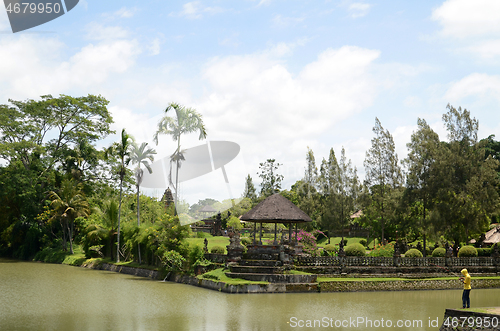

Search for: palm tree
xmin=48 ymin=178 xmax=90 ymax=254
xmin=129 ymin=140 xmax=156 ymax=264
xmin=153 ymin=103 xmax=207 ymax=205
xmin=107 ymin=129 xmax=132 ymax=262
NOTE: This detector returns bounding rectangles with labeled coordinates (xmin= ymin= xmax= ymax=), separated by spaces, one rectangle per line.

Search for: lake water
xmin=1 ymin=258 xmax=499 ymax=330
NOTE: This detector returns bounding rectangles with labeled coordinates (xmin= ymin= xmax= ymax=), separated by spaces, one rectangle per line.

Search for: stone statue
xmin=203 ymin=238 xmax=208 ymax=253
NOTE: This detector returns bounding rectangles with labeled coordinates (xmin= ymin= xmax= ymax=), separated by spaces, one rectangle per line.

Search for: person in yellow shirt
xmin=459 ymin=268 xmax=471 ymax=308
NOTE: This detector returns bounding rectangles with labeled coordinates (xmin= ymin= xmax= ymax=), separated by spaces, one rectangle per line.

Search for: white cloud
xmin=113 ymin=7 xmax=136 ymax=18
xmin=271 ymin=14 xmax=304 ymax=28
xmin=348 ymin=3 xmax=371 ymax=18
xmin=85 ymin=22 xmax=129 ymax=40
xmin=432 ymin=0 xmax=500 ymax=39
xmin=0 ymin=35 xmax=140 ymax=99
xmin=149 ymin=38 xmax=161 ymax=55
xmin=175 ymin=1 xmax=225 ymax=19
xmin=462 ymin=39 xmax=500 ymax=59
xmin=445 ymin=73 xmax=500 ymax=102
xmin=198 ymin=45 xmax=381 ymax=178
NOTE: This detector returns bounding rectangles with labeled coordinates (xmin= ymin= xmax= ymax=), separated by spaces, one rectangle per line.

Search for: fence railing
xmin=295 ymin=256 xmax=498 ymax=268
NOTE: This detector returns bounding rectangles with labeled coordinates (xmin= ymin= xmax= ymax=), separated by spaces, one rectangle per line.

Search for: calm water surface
xmin=1 ymin=258 xmax=499 ymax=331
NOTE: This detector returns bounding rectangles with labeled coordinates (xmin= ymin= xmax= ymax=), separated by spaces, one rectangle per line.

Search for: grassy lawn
xmin=199 ymin=268 xmax=268 ymax=285
xmin=186 ymin=236 xmax=230 ymax=254
xmin=317 ymin=237 xmax=374 ymax=248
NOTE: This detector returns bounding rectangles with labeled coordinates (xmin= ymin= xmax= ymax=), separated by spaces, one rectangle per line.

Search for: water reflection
xmin=1 ymin=259 xmax=498 ymax=330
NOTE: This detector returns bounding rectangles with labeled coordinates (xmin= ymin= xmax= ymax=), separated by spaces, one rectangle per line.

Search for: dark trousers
xmin=462 ymin=289 xmax=471 ymax=308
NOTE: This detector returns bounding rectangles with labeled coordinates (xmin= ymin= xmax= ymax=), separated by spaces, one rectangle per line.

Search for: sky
xmin=2 ymin=0 xmax=500 ymax=206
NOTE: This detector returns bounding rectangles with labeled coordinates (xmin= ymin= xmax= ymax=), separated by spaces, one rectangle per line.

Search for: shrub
xmin=323 ymin=244 xmax=338 ymax=256
xmin=210 ymin=245 xmax=225 ymax=254
xmin=295 ymin=229 xmax=320 ymax=256
xmin=188 ymin=245 xmax=205 ymax=266
xmin=405 ymin=248 xmax=423 ymax=258
xmin=368 ymin=243 xmax=394 ymax=257
xmin=432 ymin=247 xmax=446 ymax=257
xmin=345 ymin=243 xmax=365 ymax=256
xmin=458 ymin=246 xmax=478 ymax=257
xmin=196 ymin=231 xmax=207 ymax=238
xmin=240 ymin=237 xmax=252 ymax=246
xmin=477 ymin=248 xmax=491 ymax=257
xmin=359 ymin=239 xmax=367 ymax=247
xmin=161 ymin=250 xmax=186 ymax=271
xmin=342 ymin=238 xmax=348 ymax=246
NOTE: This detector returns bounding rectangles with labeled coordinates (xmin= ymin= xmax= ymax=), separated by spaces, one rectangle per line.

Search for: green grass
xmin=34 ymin=245 xmax=86 ymax=265
xmin=286 ymin=270 xmax=313 ymax=275
xmin=317 ymin=237 xmax=371 ymax=248
xmin=186 ymin=236 xmax=230 ymax=253
xmin=199 ymin=268 xmax=268 ymax=285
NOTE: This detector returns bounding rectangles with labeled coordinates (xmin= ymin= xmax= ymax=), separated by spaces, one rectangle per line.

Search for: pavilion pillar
xmin=295 ymin=223 xmax=298 ymax=244
xmin=274 ymin=222 xmax=277 ymax=245
xmin=253 ymin=222 xmax=256 ymax=244
xmin=288 ymin=224 xmax=292 ymax=245
xmin=259 ymin=222 xmax=262 ymax=245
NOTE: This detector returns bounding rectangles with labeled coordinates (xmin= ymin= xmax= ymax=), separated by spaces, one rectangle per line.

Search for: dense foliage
xmin=344 ymin=243 xmax=366 ymax=256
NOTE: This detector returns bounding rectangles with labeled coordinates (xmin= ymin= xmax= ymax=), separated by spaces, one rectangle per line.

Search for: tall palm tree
xmin=129 ymin=140 xmax=156 ymax=264
xmin=107 ymin=129 xmax=132 ymax=262
xmin=153 ymin=102 xmax=207 ymax=204
xmin=48 ymin=178 xmax=90 ymax=254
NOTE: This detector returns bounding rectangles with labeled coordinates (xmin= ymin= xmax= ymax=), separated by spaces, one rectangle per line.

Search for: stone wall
xmin=82 ymin=262 xmax=162 ymax=280
xmin=320 ymin=278 xmax=500 ymax=292
xmin=439 ymin=309 xmax=500 ymax=331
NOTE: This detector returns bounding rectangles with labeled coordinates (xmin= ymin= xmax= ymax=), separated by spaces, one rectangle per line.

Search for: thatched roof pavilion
xmin=241 ymin=193 xmax=312 ymax=245
xmin=484 ymin=225 xmax=500 ymax=245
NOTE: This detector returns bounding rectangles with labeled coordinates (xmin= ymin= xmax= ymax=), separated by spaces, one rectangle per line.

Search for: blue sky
xmin=2 ymin=0 xmax=500 ymax=205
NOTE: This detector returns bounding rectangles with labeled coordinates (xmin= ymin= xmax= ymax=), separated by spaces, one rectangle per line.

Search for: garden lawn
xmin=186 ymin=236 xmax=230 ymax=254
xmin=199 ymin=268 xmax=268 ymax=285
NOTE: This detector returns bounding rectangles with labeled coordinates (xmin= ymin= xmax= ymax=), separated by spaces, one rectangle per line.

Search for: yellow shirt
xmin=463 ymin=274 xmax=471 ymax=290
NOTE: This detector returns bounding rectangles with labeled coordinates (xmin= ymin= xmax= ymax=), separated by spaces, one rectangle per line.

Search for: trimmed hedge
xmin=405 ymin=248 xmax=423 ymax=258
xmin=432 ymin=247 xmax=446 ymax=257
xmin=458 ymin=246 xmax=478 ymax=257
xmin=477 ymin=248 xmax=491 ymax=257
xmin=210 ymin=246 xmax=225 ymax=254
xmin=323 ymin=244 xmax=338 ymax=256
xmin=345 ymin=243 xmax=365 ymax=257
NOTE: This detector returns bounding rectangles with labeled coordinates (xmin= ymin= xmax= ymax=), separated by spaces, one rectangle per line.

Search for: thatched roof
xmin=199 ymin=205 xmax=217 ymax=213
xmin=484 ymin=225 xmax=500 ymax=244
xmin=240 ymin=193 xmax=312 ymax=223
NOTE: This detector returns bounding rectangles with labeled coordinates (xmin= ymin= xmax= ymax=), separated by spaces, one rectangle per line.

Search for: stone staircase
xmin=225 ymin=259 xmax=317 ymax=284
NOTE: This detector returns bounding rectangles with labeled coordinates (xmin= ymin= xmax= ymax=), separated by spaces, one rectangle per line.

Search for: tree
xmin=403 ymin=118 xmax=440 ymax=256
xmin=258 ymin=159 xmax=284 ymax=197
xmin=129 ymin=140 xmax=156 ymax=264
xmin=153 ymin=103 xmax=207 ymax=204
xmin=434 ymin=105 xmax=500 ymax=245
xmin=48 ymin=178 xmax=90 ymax=254
xmin=243 ymin=174 xmax=257 ymax=201
xmin=363 ymin=118 xmax=403 ymax=244
xmin=106 ymin=129 xmax=132 ymax=262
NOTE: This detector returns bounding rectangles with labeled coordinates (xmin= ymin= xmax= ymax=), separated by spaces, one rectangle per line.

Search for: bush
xmin=240 ymin=237 xmax=252 ymax=246
xmin=368 ymin=243 xmax=394 ymax=257
xmin=432 ymin=247 xmax=446 ymax=257
xmin=477 ymin=248 xmax=491 ymax=257
xmin=342 ymin=238 xmax=348 ymax=246
xmin=196 ymin=231 xmax=207 ymax=238
xmin=323 ymin=244 xmax=338 ymax=256
xmin=359 ymin=239 xmax=367 ymax=247
xmin=458 ymin=246 xmax=478 ymax=257
xmin=344 ymin=243 xmax=365 ymax=257
xmin=210 ymin=245 xmax=225 ymax=254
xmin=405 ymin=248 xmax=423 ymax=258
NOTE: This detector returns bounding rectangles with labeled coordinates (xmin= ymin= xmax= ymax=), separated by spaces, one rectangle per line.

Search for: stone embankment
xmin=82 ymin=261 xmax=161 ymax=280
xmin=439 ymin=308 xmax=500 ymax=331
xmin=320 ymin=278 xmax=500 ymax=292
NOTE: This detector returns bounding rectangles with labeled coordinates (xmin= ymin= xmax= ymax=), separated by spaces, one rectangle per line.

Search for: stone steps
xmin=225 ymin=272 xmax=317 ymax=284
xmin=229 ymin=265 xmax=283 ymax=274
xmin=238 ymin=259 xmax=282 ymax=267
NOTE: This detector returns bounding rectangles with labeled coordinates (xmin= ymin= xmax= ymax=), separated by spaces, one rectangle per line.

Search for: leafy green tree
xmin=243 ymin=174 xmax=257 ymax=201
xmin=434 ymin=105 xmax=500 ymax=245
xmin=403 ymin=118 xmax=440 ymax=255
xmin=48 ymin=178 xmax=90 ymax=254
xmin=153 ymin=103 xmax=207 ymax=204
xmin=363 ymin=118 xmax=403 ymax=244
xmin=258 ymin=159 xmax=284 ymax=197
